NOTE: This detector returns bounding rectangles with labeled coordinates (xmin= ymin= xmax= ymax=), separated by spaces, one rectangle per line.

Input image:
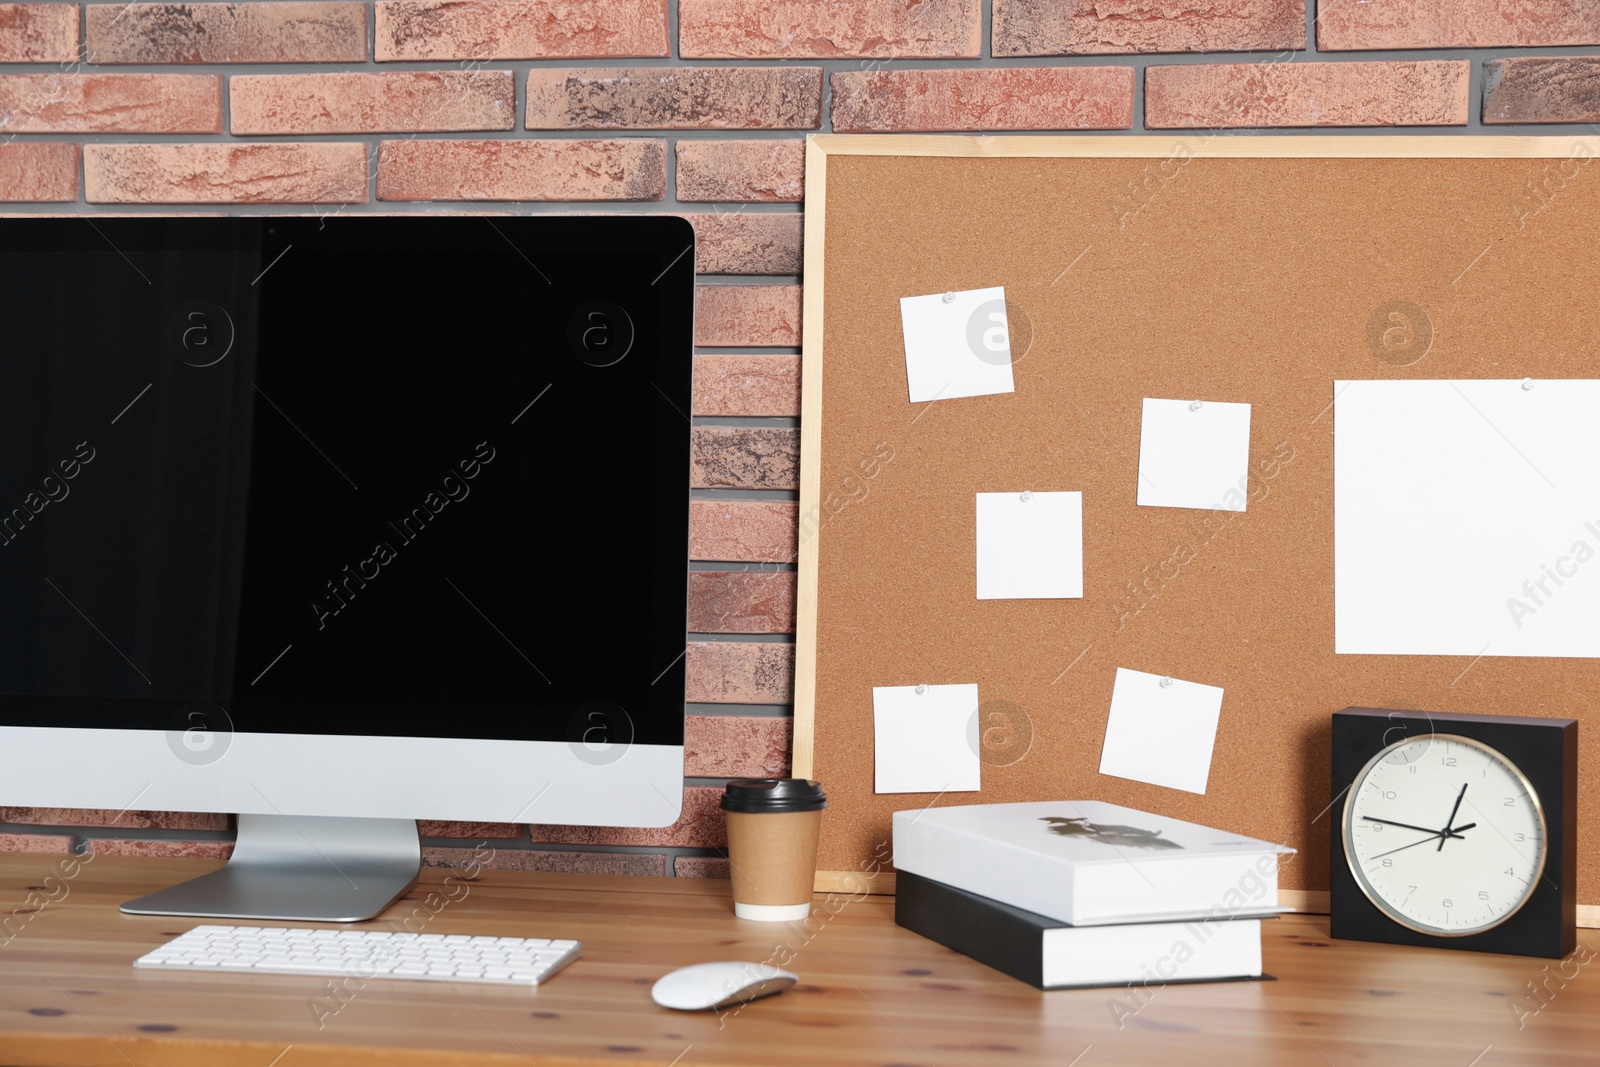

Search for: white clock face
xmin=1342 ymin=733 xmax=1546 ymax=935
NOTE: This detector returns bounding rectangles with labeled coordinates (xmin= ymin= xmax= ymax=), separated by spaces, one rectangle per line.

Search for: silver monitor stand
xmin=120 ymin=814 xmax=421 ymax=922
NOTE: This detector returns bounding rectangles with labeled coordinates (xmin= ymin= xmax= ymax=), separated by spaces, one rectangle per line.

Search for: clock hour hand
xmin=1362 ymin=816 xmax=1465 ymax=837
xmin=1439 ymin=782 xmax=1468 ymax=851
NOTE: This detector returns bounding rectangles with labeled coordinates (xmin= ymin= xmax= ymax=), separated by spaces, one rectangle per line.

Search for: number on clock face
xmin=1342 ymin=733 xmax=1545 ymax=936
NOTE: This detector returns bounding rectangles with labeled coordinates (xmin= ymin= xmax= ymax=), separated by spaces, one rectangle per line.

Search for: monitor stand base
xmin=120 ymin=814 xmax=420 ymax=922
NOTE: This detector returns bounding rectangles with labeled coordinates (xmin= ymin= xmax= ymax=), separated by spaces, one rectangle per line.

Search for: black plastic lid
xmin=721 ymin=779 xmax=828 ymax=814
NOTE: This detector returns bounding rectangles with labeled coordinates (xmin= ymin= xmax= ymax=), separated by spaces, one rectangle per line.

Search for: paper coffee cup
xmin=721 ymin=779 xmax=826 ymax=922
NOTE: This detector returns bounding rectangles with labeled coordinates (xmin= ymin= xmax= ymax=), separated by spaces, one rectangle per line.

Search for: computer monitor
xmin=0 ymin=216 xmax=692 ymax=921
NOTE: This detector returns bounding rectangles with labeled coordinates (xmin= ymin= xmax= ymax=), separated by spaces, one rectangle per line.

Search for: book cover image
xmin=1039 ymin=814 xmax=1186 ymax=852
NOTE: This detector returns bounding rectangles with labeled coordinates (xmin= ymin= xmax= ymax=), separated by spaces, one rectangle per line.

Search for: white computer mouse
xmin=650 ymin=961 xmax=798 ymax=1011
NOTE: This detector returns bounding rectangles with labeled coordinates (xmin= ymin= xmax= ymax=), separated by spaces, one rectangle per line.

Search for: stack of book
xmin=892 ymin=800 xmax=1295 ymax=990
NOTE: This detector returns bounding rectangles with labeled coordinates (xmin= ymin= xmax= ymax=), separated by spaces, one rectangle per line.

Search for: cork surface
xmin=808 ymin=147 xmax=1600 ymax=901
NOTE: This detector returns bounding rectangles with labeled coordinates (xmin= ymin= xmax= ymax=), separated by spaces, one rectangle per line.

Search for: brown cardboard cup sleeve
xmin=721 ymin=779 xmax=827 ymax=922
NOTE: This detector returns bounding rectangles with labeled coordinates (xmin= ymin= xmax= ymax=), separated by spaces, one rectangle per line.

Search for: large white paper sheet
xmin=1335 ymin=379 xmax=1600 ymax=658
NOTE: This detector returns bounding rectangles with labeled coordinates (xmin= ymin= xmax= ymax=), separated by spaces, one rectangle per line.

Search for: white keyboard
xmin=134 ymin=925 xmax=581 ymax=987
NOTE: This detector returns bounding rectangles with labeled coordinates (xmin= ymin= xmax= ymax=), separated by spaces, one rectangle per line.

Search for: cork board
xmin=793 ymin=135 xmax=1600 ymax=914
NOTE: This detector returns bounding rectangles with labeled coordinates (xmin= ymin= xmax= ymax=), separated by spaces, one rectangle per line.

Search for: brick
xmin=232 ymin=72 xmax=515 ymax=135
xmin=680 ymin=0 xmax=979 ymax=58
xmin=674 ymin=856 xmax=730 ymax=878
xmin=675 ymin=140 xmax=804 ymax=202
xmin=691 ymin=427 xmax=799 ymax=491
xmin=0 ymin=807 xmax=227 ymax=831
xmin=693 ymin=354 xmax=800 ymax=417
xmin=995 ymin=0 xmax=1303 ymax=56
xmin=0 ymin=144 xmax=78 ymax=202
xmin=691 ymin=499 xmax=798 ymax=562
xmin=377 ymin=138 xmax=665 ymax=201
xmin=83 ymin=839 xmax=235 ymax=860
xmin=695 ymin=284 xmax=801 ymax=346
xmin=527 ymin=67 xmax=822 ymax=130
xmin=0 ymin=832 xmax=74 ymax=854
xmin=1316 ymin=0 xmax=1600 ymax=50
xmin=684 ymin=714 xmax=792 ymax=778
xmin=1484 ymin=57 xmax=1600 ymax=125
xmin=1145 ymin=60 xmax=1470 ymax=129
xmin=423 ymin=847 xmax=667 ymax=875
xmin=530 ymin=786 xmax=725 ymax=848
xmin=0 ymin=831 xmax=77 ymax=857
xmin=0 ymin=74 xmax=221 ymax=134
xmin=418 ymin=821 xmax=526 ymax=839
xmin=376 ymin=0 xmax=668 ymax=61
xmin=688 ymin=571 xmax=795 ymax=633
xmin=86 ymin=143 xmax=368 ymax=204
xmin=0 ymin=3 xmax=77 ymax=62
xmin=691 ymin=212 xmax=801 ymax=275
xmin=685 ymin=640 xmax=794 ymax=704
xmin=831 ymin=67 xmax=1134 ymax=132
xmin=85 ymin=2 xmax=367 ymax=63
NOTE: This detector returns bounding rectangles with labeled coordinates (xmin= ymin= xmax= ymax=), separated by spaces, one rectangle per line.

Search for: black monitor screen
xmin=0 ymin=216 xmax=693 ymax=747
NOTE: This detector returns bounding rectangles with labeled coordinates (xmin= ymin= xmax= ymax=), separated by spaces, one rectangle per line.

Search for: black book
xmin=895 ymin=869 xmax=1270 ymax=990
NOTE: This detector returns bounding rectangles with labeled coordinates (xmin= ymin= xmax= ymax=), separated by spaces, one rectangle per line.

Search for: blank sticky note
xmin=873 ymin=684 xmax=981 ymax=794
xmin=899 ymin=286 xmax=1014 ymax=403
xmin=1137 ymin=398 xmax=1253 ymax=512
xmin=976 ymin=491 xmax=1083 ymax=600
xmin=1098 ymin=668 xmax=1223 ymax=795
xmin=1336 ymin=379 xmax=1600 ymax=657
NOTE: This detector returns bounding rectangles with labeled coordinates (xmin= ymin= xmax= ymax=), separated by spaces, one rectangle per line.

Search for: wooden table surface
xmin=1 ymin=853 xmax=1596 ymax=1067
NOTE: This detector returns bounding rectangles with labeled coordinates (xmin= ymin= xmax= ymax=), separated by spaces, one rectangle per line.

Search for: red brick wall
xmin=3 ymin=0 xmax=1597 ymax=877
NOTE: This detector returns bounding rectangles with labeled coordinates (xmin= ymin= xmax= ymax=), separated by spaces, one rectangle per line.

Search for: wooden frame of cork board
xmin=792 ymin=134 xmax=1600 ymax=927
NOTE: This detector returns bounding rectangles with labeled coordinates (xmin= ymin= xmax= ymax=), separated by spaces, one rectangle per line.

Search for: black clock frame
xmin=1330 ymin=707 xmax=1577 ymax=959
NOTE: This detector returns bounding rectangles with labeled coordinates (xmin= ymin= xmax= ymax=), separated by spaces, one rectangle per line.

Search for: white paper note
xmin=1137 ymin=398 xmax=1253 ymax=512
xmin=872 ymin=683 xmax=981 ymax=794
xmin=1098 ymin=668 xmax=1223 ymax=795
xmin=1335 ymin=379 xmax=1600 ymax=657
xmin=975 ymin=491 xmax=1083 ymax=600
xmin=899 ymin=286 xmax=1015 ymax=403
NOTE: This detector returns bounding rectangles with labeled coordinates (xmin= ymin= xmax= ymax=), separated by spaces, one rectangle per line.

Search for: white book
xmin=896 ymin=869 xmax=1268 ymax=990
xmin=1043 ymin=916 xmax=1262 ymax=988
xmin=892 ymin=800 xmax=1294 ymax=926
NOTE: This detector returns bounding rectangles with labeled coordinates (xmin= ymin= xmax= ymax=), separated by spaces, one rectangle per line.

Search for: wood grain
xmin=1 ymin=854 xmax=1597 ymax=1066
xmin=794 ymin=134 xmax=1600 ymax=908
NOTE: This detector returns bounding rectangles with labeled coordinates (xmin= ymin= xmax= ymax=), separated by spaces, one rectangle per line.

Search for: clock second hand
xmin=1367 ymin=823 xmax=1477 ymax=861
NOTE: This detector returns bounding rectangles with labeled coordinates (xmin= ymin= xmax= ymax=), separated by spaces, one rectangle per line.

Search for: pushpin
xmin=915 ymin=684 xmax=927 ymax=695
xmin=1020 ymin=490 xmax=1033 ymax=502
xmin=1160 ymin=677 xmax=1174 ymax=688
xmin=942 ymin=292 xmax=956 ymax=303
xmin=1189 ymin=400 xmax=1203 ymax=412
xmin=1522 ymin=378 xmax=1534 ymax=391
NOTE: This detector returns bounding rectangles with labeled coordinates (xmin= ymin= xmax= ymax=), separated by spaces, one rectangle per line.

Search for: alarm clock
xmin=1331 ymin=707 xmax=1576 ymax=958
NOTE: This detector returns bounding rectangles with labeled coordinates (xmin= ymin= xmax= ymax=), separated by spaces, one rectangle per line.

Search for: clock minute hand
xmin=1439 ymin=782 xmax=1468 ymax=852
xmin=1362 ymin=816 xmax=1465 ymax=837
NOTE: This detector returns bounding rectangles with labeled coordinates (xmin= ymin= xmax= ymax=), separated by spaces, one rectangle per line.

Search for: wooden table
xmin=0 ymin=854 xmax=1596 ymax=1066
